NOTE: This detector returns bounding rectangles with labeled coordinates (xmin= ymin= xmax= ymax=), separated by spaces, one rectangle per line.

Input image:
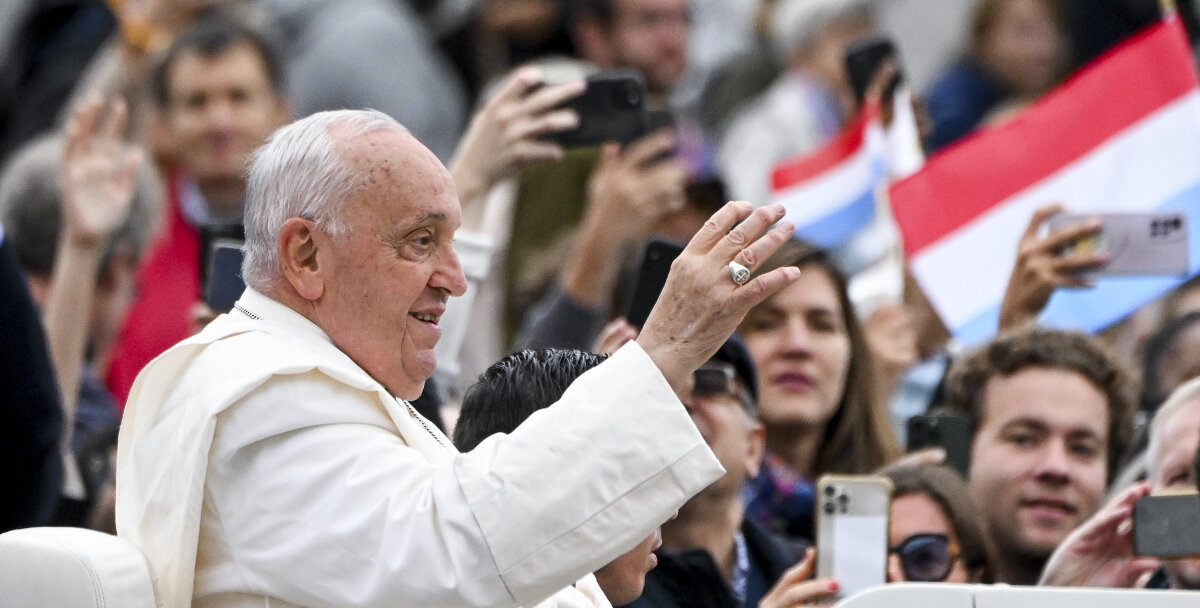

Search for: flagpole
xmin=1162 ymin=0 xmax=1177 ymax=19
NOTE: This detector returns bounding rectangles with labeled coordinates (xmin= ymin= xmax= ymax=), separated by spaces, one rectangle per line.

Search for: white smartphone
xmin=816 ymin=474 xmax=893 ymax=600
xmin=1049 ymin=211 xmax=1189 ymax=276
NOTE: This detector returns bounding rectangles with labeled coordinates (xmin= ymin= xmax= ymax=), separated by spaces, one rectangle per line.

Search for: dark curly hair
xmin=943 ymin=327 xmax=1137 ymax=483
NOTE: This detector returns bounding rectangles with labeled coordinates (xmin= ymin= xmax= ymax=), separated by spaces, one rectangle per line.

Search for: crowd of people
xmin=4 ymin=0 xmax=1200 ymax=606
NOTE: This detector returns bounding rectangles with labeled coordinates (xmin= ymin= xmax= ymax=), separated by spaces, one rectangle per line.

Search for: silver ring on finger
xmin=728 ymin=260 xmax=751 ymax=286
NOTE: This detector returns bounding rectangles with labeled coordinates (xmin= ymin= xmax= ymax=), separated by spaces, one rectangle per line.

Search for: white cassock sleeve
xmin=194 ymin=342 xmax=723 ymax=607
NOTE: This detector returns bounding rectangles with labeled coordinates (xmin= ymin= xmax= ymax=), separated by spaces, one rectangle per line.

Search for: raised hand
xmin=998 ymin=204 xmax=1107 ymax=331
xmin=636 ymin=202 xmax=799 ymax=392
xmin=60 ymin=94 xmax=142 ymax=249
xmin=1039 ymin=482 xmax=1159 ymax=588
xmin=759 ymin=547 xmax=840 ymax=608
xmin=450 ymin=65 xmax=585 ymax=214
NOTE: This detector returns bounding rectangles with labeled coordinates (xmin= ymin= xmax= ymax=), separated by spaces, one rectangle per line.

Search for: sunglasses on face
xmin=691 ymin=363 xmax=754 ymax=411
xmin=889 ymin=533 xmax=959 ymax=582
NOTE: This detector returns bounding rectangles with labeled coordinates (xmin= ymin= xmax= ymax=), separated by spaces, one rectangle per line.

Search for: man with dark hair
xmin=106 ymin=8 xmax=291 ymax=406
xmin=454 ymin=348 xmax=661 ymax=606
xmin=942 ymin=326 xmax=1136 ymax=584
xmin=571 ymin=0 xmax=690 ymax=110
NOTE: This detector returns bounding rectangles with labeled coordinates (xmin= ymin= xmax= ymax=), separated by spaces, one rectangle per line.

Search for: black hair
xmin=1141 ymin=311 xmax=1200 ymax=413
xmin=151 ymin=8 xmax=285 ymax=107
xmin=453 ymin=349 xmax=607 ymax=452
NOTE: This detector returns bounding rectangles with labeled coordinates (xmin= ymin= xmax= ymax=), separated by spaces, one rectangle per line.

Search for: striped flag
xmin=891 ymin=17 xmax=1200 ymax=344
xmin=770 ymin=102 xmax=887 ymax=250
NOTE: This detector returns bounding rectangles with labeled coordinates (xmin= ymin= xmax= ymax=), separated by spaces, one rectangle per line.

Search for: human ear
xmin=745 ymin=419 xmax=765 ymax=478
xmin=278 ymin=217 xmax=324 ymax=301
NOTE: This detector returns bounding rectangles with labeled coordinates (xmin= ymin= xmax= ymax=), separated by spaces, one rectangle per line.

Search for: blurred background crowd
xmin=6 ymin=0 xmax=1200 ymax=603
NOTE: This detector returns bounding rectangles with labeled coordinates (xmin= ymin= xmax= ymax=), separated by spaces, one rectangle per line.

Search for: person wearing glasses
xmin=880 ymin=465 xmax=999 ymax=584
xmin=622 ymin=336 xmax=841 ymax=608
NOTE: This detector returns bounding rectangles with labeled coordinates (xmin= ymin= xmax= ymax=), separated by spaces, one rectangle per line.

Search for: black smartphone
xmin=203 ymin=238 xmax=246 ymax=313
xmin=906 ymin=413 xmax=971 ymax=478
xmin=624 ymin=238 xmax=685 ymax=328
xmin=845 ymin=37 xmax=902 ymax=105
xmin=198 ymin=222 xmax=244 ymax=292
xmin=547 ymin=69 xmax=649 ymax=148
xmin=1134 ymin=493 xmax=1200 ymax=558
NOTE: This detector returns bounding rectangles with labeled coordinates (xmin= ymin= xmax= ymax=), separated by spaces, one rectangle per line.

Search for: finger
xmin=103 ymin=96 xmax=129 ymax=143
xmin=519 ymin=78 xmax=586 ymax=116
xmin=716 ymin=203 xmax=788 ymax=261
xmin=510 ymin=108 xmax=579 ymax=140
xmin=687 ymin=200 xmax=755 ymax=254
xmin=67 ymin=94 xmax=103 ymax=156
xmin=487 ymin=65 xmax=547 ymax=107
xmin=508 ymin=140 xmax=567 ymax=165
xmin=1023 ymin=203 xmax=1065 ymax=240
xmin=777 ymin=548 xmax=816 ymax=583
xmin=1042 ymin=218 xmax=1103 ymax=252
xmin=732 ymin=265 xmax=803 ymax=311
xmin=621 ymin=130 xmax=675 ymax=166
xmin=864 ymin=61 xmax=898 ymax=104
xmin=732 ymin=219 xmax=794 ymax=272
xmin=1048 ymin=254 xmax=1108 ymax=278
xmin=777 ymin=579 xmax=840 ymax=605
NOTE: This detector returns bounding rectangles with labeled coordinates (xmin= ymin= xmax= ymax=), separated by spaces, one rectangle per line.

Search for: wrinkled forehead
xmin=336 ymin=128 xmax=456 ymax=202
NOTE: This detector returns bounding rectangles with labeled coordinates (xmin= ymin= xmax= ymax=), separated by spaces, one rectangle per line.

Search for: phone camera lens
xmin=823 ymin=501 xmax=836 ymax=515
xmin=621 ymin=83 xmax=641 ymax=107
xmin=824 ymin=485 xmax=836 ymax=497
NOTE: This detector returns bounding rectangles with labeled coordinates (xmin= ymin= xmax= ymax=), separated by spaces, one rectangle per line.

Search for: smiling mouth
xmin=410 ymin=312 xmax=440 ymax=324
xmin=1021 ymin=498 xmax=1076 ymax=517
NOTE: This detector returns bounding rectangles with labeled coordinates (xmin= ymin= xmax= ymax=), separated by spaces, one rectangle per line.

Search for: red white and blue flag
xmin=890 ymin=17 xmax=1200 ymax=344
xmin=770 ymin=102 xmax=888 ymax=250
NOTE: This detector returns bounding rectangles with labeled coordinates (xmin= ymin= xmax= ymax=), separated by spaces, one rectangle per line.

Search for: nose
xmin=1033 ymin=439 xmax=1071 ymax=485
xmin=780 ymin=318 xmax=815 ymax=356
xmin=433 ymin=246 xmax=468 ymax=297
xmin=204 ymin=98 xmax=236 ymax=130
xmin=886 ymin=553 xmax=904 ymax=583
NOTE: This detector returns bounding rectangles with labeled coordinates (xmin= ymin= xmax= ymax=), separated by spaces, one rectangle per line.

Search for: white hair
xmin=771 ymin=0 xmax=878 ymax=62
xmin=241 ymin=109 xmax=407 ymax=290
xmin=1146 ymin=376 xmax=1200 ymax=480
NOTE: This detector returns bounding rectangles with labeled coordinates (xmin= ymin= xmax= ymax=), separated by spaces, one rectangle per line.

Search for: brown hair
xmin=741 ymin=238 xmax=901 ymax=474
xmin=943 ymin=327 xmax=1137 ymax=483
xmin=969 ymin=0 xmax=1068 ymax=57
xmin=881 ymin=464 xmax=1000 ymax=583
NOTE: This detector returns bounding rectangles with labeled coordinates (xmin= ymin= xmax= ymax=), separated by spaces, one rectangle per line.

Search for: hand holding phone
xmin=845 ymin=37 xmax=903 ymax=106
xmin=1049 ymin=211 xmax=1189 ymax=277
xmin=545 ymin=69 xmax=649 ymax=148
xmin=906 ymin=413 xmax=971 ymax=478
xmin=816 ymin=474 xmax=892 ymax=599
xmin=1134 ymin=491 xmax=1200 ymax=558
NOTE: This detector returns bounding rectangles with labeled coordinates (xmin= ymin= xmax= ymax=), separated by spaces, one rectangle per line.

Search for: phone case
xmin=906 ymin=414 xmax=971 ymax=478
xmin=546 ymin=70 xmax=648 ymax=148
xmin=816 ymin=474 xmax=893 ymax=599
xmin=624 ymin=239 xmax=685 ymax=328
xmin=1049 ymin=211 xmax=1189 ymax=276
xmin=1133 ymin=493 xmax=1200 ymax=558
xmin=203 ymin=238 xmax=247 ymax=313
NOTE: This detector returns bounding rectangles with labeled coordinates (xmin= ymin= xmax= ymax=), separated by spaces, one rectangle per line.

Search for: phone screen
xmin=204 ymin=239 xmax=246 ymax=313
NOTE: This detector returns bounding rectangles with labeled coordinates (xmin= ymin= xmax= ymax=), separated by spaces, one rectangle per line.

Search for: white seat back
xmin=836 ymin=582 xmax=1198 ymax=607
xmin=0 ymin=527 xmax=157 ymax=608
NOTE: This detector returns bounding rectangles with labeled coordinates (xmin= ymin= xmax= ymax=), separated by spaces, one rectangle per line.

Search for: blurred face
xmin=164 ymin=42 xmax=288 ymax=198
xmin=593 ymin=529 xmax=662 ymax=604
xmin=607 ymin=0 xmax=690 ymax=95
xmin=740 ymin=267 xmax=851 ymax=430
xmin=314 ymin=129 xmax=467 ymax=399
xmin=1148 ymin=400 xmax=1200 ymax=589
xmin=1155 ymin=327 xmax=1200 ymax=403
xmin=978 ymin=0 xmax=1066 ymax=95
xmin=682 ymin=362 xmax=763 ymax=495
xmin=888 ymin=493 xmax=969 ymax=583
xmin=967 ymin=367 xmax=1108 ymax=562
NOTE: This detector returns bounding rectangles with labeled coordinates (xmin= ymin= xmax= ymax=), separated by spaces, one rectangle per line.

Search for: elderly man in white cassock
xmin=115 ymin=108 xmax=800 ymax=608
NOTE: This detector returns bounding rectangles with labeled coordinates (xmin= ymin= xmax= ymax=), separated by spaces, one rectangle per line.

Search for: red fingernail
xmin=830 ymin=581 xmax=840 ymax=592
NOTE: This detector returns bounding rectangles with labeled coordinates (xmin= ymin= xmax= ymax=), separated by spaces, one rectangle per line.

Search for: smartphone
xmin=906 ymin=413 xmax=971 ymax=478
xmin=816 ymin=474 xmax=892 ymax=599
xmin=845 ymin=37 xmax=902 ymax=105
xmin=1134 ymin=492 xmax=1200 ymax=558
xmin=624 ymin=239 xmax=685 ymax=328
xmin=203 ymin=238 xmax=246 ymax=313
xmin=546 ymin=69 xmax=649 ymax=148
xmin=198 ymin=222 xmax=245 ymax=291
xmin=1049 ymin=211 xmax=1189 ymax=276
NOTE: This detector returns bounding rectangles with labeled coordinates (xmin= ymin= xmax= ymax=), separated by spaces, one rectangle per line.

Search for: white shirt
xmin=116 ymin=288 xmax=723 ymax=607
